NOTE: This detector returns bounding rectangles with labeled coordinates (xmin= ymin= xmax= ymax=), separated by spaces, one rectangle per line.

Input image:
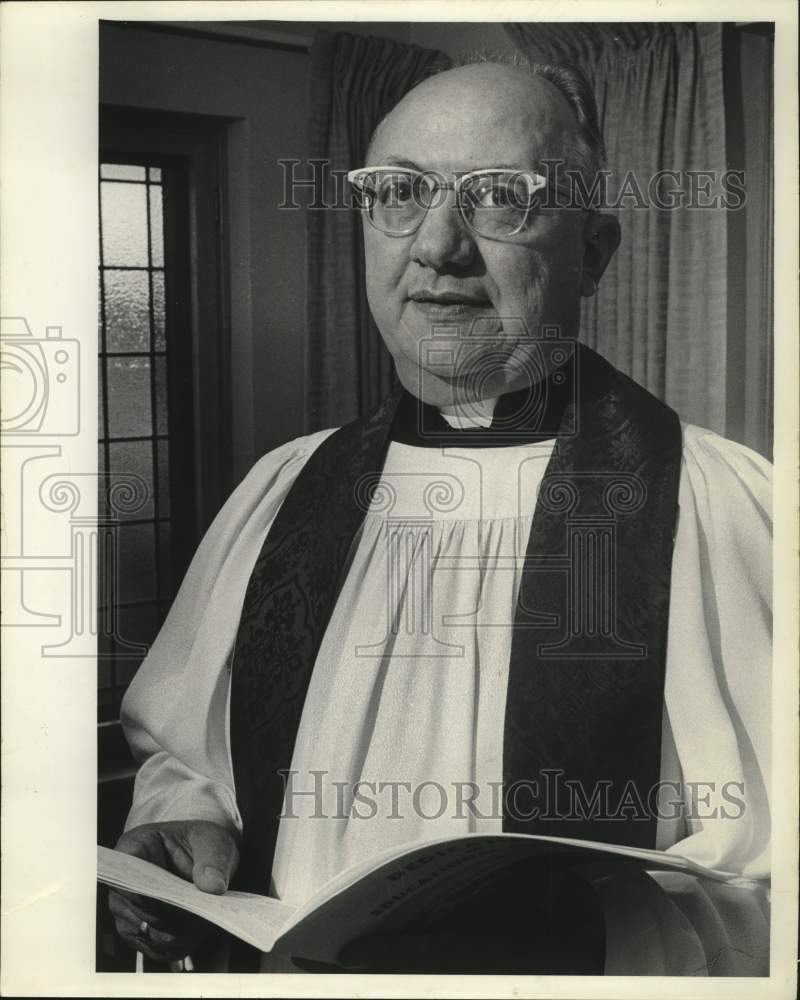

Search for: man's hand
xmin=107 ymin=819 xmax=239 ymax=963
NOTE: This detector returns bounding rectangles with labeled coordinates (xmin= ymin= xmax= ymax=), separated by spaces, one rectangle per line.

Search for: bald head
xmin=359 ymin=56 xmax=620 ymax=409
xmin=367 ymin=59 xmax=604 ymax=183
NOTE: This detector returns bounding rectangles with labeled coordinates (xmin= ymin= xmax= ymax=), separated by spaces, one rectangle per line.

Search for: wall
xmin=410 ymin=21 xmax=516 ymax=59
xmin=100 ymin=21 xmax=519 ymax=482
xmin=101 ymin=22 xmax=309 ymax=479
xmin=102 ymin=20 xmax=774 ymax=473
xmin=101 ymin=20 xmax=414 ymax=481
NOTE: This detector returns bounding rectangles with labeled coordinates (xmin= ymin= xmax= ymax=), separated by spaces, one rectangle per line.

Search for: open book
xmin=98 ymin=833 xmax=736 ymax=964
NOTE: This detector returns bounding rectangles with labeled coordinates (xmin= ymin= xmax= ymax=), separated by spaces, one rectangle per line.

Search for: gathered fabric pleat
xmin=505 ymin=23 xmax=729 ymax=435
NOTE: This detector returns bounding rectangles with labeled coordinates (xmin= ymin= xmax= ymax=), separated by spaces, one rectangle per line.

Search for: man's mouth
xmin=408 ymin=290 xmax=493 ymax=315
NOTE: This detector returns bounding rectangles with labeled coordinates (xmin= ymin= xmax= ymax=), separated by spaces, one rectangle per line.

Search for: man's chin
xmin=400 ymin=310 xmax=504 ymax=344
xmin=396 ymin=361 xmax=521 ymax=407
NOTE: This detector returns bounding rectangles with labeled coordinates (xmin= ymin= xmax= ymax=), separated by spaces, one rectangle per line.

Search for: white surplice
xmin=120 ymin=420 xmax=772 ymax=975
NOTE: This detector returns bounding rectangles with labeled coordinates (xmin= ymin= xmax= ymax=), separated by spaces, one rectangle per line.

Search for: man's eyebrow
xmin=474 ymin=163 xmax=529 ymax=173
xmin=365 ymin=156 xmax=533 ymax=173
xmin=371 ymin=155 xmax=422 ymax=169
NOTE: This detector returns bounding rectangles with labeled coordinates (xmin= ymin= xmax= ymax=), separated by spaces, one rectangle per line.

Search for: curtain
xmin=722 ymin=26 xmax=773 ymax=459
xmin=505 ymin=23 xmax=733 ymax=437
xmin=305 ymin=31 xmax=449 ymax=432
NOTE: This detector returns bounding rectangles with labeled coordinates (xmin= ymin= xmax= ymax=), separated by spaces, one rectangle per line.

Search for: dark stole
xmin=228 ymin=344 xmax=682 ymax=912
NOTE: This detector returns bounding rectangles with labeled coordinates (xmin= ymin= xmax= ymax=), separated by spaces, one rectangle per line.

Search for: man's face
xmin=362 ymin=64 xmax=594 ymax=406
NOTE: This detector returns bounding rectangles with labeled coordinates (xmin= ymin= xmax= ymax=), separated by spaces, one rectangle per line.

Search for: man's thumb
xmin=186 ymin=823 xmax=239 ymax=894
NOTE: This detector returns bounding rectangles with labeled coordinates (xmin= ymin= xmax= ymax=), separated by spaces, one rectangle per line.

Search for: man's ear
xmin=580 ymin=213 xmax=620 ymax=297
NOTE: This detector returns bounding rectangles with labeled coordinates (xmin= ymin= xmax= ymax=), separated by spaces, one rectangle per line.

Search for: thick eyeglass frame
xmin=347 ymin=166 xmax=555 ymax=242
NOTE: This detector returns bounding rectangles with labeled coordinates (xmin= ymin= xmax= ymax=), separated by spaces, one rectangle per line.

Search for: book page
xmin=99 ymin=833 xmax=744 ymax=962
xmin=97 ymin=847 xmax=295 ymax=953
xmin=276 ymin=832 xmax=742 ymax=963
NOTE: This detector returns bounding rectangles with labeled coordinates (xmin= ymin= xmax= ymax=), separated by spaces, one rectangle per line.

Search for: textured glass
xmin=98 ymin=600 xmax=115 ymax=652
xmin=104 ymin=270 xmax=151 ymax=352
xmin=156 ymin=439 xmax=170 ymax=517
xmin=152 ymin=271 xmax=166 ymax=351
xmin=158 ymin=522 xmax=173 ymax=597
xmin=97 ymin=525 xmax=113 ymax=611
xmin=116 ymin=523 xmax=157 ymax=603
xmin=106 ymin=357 xmax=152 ymax=439
xmin=98 ymin=280 xmax=104 ymax=350
xmin=101 ymin=164 xmax=146 ymax=181
xmin=97 ymin=445 xmax=108 ymax=519
xmin=97 ymin=159 xmax=177 ymax=719
xmin=149 ymin=185 xmax=164 ymax=267
xmin=108 ymin=439 xmax=155 ymax=520
xmin=155 ymin=356 xmax=169 ymax=435
xmin=98 ymin=359 xmax=106 ymax=438
xmin=101 ymin=181 xmax=148 ymax=267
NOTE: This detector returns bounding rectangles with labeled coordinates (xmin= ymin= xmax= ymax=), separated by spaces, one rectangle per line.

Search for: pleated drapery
xmin=305 ymin=31 xmax=449 ymax=432
xmin=505 ymin=23 xmax=731 ymax=436
xmin=305 ymin=25 xmax=771 ymax=449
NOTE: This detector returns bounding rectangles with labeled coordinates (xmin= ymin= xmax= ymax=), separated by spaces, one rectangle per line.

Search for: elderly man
xmin=109 ymin=60 xmax=771 ymax=975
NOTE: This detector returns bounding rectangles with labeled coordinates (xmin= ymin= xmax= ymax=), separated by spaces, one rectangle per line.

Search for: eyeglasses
xmin=347 ymin=166 xmax=554 ymax=242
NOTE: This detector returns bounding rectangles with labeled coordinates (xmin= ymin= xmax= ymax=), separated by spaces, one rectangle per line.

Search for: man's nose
xmin=408 ymin=192 xmax=477 ymax=270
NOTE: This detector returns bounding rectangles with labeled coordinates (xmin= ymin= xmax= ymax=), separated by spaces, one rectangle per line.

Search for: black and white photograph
xmin=1 ymin=3 xmax=797 ymax=997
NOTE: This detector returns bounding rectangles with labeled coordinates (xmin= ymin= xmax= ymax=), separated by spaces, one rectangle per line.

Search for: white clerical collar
xmin=438 ymin=397 xmax=498 ymax=429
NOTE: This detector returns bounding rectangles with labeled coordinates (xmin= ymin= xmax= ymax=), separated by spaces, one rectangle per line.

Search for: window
xmin=96 ymin=108 xmax=228 ymax=806
xmin=98 ymin=161 xmax=177 ymax=721
xmin=95 ymin=90 xmax=235 ymax=970
xmin=96 ymin=76 xmax=239 ymax=979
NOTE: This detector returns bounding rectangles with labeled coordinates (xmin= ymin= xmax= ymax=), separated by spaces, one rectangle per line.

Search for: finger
xmin=113 ymin=909 xmax=192 ymax=964
xmin=115 ymin=823 xmax=199 ymax=882
xmin=183 ymin=824 xmax=239 ymax=894
xmin=112 ymin=911 xmax=179 ymax=949
xmin=107 ymin=890 xmax=174 ymax=932
xmin=115 ymin=826 xmax=168 ymax=868
xmin=109 ymin=889 xmax=211 ymax=948
xmin=126 ymin=930 xmax=188 ymax=964
xmin=109 ymin=902 xmax=174 ymax=952
xmin=114 ymin=912 xmax=180 ymax=949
